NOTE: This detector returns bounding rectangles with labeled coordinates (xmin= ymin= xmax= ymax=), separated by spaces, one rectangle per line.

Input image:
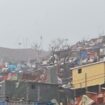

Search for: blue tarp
xmin=7 ymin=64 xmax=17 ymax=72
xmin=0 ymin=101 xmax=6 ymax=105
xmin=80 ymin=50 xmax=88 ymax=59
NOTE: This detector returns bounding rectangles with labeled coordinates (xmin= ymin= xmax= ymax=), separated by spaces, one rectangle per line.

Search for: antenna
xmin=40 ymin=35 xmax=43 ymax=50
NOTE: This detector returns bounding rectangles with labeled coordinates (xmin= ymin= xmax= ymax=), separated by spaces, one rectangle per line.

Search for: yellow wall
xmin=72 ymin=62 xmax=105 ymax=89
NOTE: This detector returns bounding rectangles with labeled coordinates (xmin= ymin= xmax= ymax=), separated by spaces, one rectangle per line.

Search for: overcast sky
xmin=0 ymin=0 xmax=105 ymax=50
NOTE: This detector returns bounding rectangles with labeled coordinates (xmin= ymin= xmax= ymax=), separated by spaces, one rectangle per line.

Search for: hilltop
xmin=0 ymin=47 xmax=49 ymax=62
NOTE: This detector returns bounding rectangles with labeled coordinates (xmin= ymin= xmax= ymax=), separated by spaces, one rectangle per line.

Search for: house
xmin=71 ymin=61 xmax=105 ymax=89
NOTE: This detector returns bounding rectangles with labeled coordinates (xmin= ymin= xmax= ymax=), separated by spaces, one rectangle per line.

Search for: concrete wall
xmin=3 ymin=81 xmax=59 ymax=102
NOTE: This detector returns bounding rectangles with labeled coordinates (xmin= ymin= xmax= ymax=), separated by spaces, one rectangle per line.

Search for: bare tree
xmin=49 ymin=38 xmax=72 ymax=64
xmin=49 ymin=38 xmax=72 ymax=84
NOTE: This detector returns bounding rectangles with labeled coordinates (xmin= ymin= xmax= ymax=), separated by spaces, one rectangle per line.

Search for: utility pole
xmin=74 ymin=88 xmax=76 ymax=99
xmin=98 ymin=84 xmax=101 ymax=93
xmin=104 ymin=62 xmax=105 ymax=83
xmin=26 ymin=82 xmax=29 ymax=102
xmin=37 ymin=85 xmax=40 ymax=102
xmin=85 ymin=73 xmax=88 ymax=93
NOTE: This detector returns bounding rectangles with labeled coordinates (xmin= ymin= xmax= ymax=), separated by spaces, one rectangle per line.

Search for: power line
xmin=72 ymin=74 xmax=105 ymax=85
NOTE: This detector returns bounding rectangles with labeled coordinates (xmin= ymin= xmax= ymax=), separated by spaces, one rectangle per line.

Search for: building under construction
xmin=0 ymin=80 xmax=74 ymax=105
xmin=0 ymin=80 xmax=59 ymax=102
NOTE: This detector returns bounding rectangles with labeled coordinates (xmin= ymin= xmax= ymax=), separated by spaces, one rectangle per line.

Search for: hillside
xmin=0 ymin=47 xmax=49 ymax=62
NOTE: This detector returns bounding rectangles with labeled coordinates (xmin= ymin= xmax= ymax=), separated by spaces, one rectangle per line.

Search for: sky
xmin=0 ymin=0 xmax=105 ymax=50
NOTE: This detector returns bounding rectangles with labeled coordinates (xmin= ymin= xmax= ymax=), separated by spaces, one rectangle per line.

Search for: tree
xmin=49 ymin=38 xmax=72 ymax=64
xmin=49 ymin=38 xmax=72 ymax=84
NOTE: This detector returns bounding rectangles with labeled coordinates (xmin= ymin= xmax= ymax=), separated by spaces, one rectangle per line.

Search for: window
xmin=78 ymin=68 xmax=82 ymax=73
xmin=31 ymin=84 xmax=36 ymax=89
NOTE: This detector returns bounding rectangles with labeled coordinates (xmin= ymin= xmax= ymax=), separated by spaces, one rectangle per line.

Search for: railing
xmin=0 ymin=101 xmax=55 ymax=105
